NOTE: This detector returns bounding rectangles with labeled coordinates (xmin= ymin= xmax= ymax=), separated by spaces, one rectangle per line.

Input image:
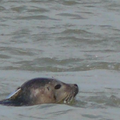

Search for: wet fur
xmin=0 ymin=78 xmax=78 ymax=106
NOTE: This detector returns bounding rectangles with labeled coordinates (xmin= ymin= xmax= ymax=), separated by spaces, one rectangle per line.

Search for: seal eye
xmin=54 ymin=84 xmax=61 ymax=89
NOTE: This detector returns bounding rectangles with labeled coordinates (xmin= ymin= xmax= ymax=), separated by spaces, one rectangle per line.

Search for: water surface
xmin=0 ymin=0 xmax=120 ymax=120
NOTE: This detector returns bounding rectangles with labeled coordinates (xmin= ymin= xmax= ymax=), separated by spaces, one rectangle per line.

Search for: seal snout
xmin=73 ymin=84 xmax=79 ymax=96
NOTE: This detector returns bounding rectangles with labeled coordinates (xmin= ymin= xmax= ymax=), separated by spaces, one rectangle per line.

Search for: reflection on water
xmin=0 ymin=0 xmax=120 ymax=120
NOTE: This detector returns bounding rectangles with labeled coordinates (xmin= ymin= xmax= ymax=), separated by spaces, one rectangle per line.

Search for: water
xmin=0 ymin=0 xmax=120 ymax=119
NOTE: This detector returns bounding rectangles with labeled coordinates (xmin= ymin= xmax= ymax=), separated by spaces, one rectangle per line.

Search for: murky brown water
xmin=0 ymin=0 xmax=120 ymax=120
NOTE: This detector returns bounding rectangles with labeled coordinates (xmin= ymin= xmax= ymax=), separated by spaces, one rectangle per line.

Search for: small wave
xmin=76 ymin=95 xmax=120 ymax=108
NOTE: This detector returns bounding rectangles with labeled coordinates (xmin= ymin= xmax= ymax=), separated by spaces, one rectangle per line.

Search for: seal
xmin=0 ymin=78 xmax=79 ymax=106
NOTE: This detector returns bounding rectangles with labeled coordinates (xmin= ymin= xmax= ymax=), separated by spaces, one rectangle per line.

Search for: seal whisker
xmin=65 ymin=89 xmax=76 ymax=104
xmin=63 ymin=92 xmax=74 ymax=104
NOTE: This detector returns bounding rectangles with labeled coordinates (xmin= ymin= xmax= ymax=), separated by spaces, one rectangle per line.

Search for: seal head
xmin=0 ymin=78 xmax=79 ymax=106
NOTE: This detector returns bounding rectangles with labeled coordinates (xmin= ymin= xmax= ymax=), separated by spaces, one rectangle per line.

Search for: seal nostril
xmin=74 ymin=84 xmax=78 ymax=87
